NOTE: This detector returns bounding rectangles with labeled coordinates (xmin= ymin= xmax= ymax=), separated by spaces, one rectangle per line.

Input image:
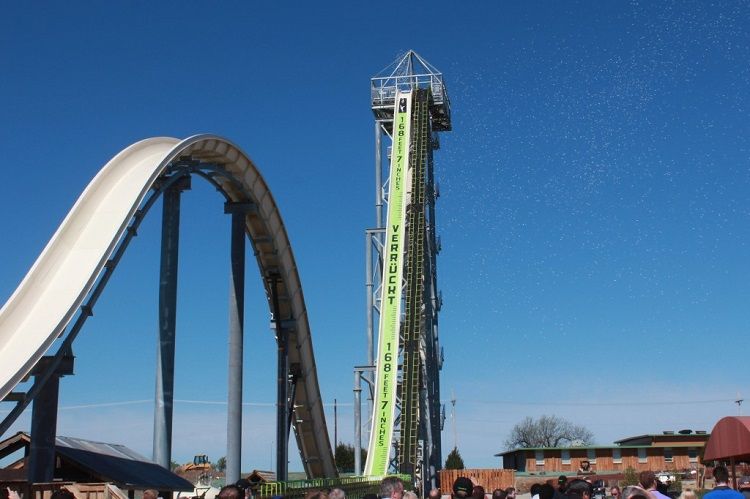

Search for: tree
xmin=504 ymin=415 xmax=594 ymax=449
xmin=445 ymin=447 xmax=465 ymax=469
xmin=334 ymin=443 xmax=366 ymax=473
xmin=216 ymin=456 xmax=226 ymax=472
xmin=622 ymin=467 xmax=638 ymax=486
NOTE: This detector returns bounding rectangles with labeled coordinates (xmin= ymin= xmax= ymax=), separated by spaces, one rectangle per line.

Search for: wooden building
xmin=0 ymin=432 xmax=194 ymax=498
xmin=496 ymin=430 xmax=710 ymax=476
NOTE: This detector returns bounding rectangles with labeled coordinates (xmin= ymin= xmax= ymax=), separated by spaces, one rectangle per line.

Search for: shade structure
xmin=703 ymin=416 xmax=750 ymax=462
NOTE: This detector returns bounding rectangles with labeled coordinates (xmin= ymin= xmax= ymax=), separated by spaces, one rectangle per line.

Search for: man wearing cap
xmin=453 ymin=477 xmax=474 ymax=499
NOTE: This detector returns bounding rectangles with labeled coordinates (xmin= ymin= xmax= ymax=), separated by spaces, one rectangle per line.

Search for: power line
xmin=0 ymin=396 xmax=729 ymax=415
xmin=48 ymin=398 xmax=354 ymax=411
xmin=446 ymin=398 xmax=734 ymax=407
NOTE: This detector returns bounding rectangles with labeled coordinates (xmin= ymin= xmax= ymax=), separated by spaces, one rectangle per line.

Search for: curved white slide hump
xmin=0 ymin=135 xmax=336 ymax=477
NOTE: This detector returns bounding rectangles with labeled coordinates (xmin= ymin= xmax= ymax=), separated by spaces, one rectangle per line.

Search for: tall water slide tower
xmin=355 ymin=51 xmax=451 ymax=492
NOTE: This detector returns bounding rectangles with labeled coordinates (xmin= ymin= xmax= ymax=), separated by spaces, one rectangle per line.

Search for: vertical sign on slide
xmin=364 ymin=90 xmax=413 ymax=476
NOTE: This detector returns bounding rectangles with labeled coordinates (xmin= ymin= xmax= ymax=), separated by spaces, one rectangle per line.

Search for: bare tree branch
xmin=504 ymin=415 xmax=594 ymax=449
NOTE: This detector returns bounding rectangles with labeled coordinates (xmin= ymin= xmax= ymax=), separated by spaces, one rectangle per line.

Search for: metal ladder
xmin=399 ymin=89 xmax=430 ymax=477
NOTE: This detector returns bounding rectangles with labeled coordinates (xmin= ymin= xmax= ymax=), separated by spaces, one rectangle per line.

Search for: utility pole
xmin=736 ymin=393 xmax=743 ymax=415
xmin=451 ymin=389 xmax=457 ymax=450
xmin=334 ymin=398 xmax=338 ymax=451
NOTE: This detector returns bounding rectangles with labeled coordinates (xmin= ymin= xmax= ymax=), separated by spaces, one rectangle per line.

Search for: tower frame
xmin=358 ymin=51 xmax=450 ymax=493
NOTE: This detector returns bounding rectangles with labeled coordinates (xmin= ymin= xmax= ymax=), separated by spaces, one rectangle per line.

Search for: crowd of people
xmin=209 ymin=467 xmax=750 ymax=499
xmin=29 ymin=467 xmax=749 ymax=499
xmin=9 ymin=466 xmax=749 ymax=499
xmin=444 ymin=467 xmax=750 ymax=499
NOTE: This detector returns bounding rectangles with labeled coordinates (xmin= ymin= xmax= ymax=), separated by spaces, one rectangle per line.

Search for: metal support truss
xmin=363 ymin=51 xmax=451 ymax=495
xmin=269 ymin=272 xmax=289 ymax=482
xmin=353 ymin=365 xmax=375 ymax=476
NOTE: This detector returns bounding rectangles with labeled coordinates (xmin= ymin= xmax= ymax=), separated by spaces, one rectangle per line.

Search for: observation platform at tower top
xmin=371 ymin=50 xmax=452 ymax=132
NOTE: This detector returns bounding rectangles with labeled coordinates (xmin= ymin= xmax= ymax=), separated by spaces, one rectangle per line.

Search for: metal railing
xmin=255 ymin=475 xmax=412 ymax=499
xmin=371 ymin=74 xmax=447 ymax=107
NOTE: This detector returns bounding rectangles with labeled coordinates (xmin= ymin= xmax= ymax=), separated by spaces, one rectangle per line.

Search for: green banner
xmin=365 ymin=90 xmax=412 ymax=476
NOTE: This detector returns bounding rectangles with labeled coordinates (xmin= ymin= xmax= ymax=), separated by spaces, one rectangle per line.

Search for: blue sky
xmin=1 ymin=1 xmax=749 ymax=472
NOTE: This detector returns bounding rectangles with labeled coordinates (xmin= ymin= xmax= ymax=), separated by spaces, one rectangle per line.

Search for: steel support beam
xmin=269 ymin=273 xmax=288 ymax=481
xmin=225 ymin=202 xmax=250 ymax=484
xmin=375 ymin=121 xmax=383 ymax=228
xmin=365 ymin=233 xmax=374 ymax=386
xmin=354 ymin=370 xmax=362 ymax=475
xmin=365 ymin=227 xmax=384 ymax=435
xmin=28 ymin=376 xmax=60 ymax=483
xmin=153 ymin=175 xmax=190 ymax=468
xmin=353 ymin=366 xmax=374 ymax=476
xmin=27 ymin=354 xmax=74 ymax=483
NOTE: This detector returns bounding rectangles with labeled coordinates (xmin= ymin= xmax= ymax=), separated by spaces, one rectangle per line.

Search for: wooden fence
xmin=439 ymin=469 xmax=515 ymax=494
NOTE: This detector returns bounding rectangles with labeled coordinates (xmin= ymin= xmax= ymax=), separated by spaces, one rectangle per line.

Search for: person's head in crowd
xmin=51 ymin=490 xmax=75 ymax=499
xmin=219 ymin=486 xmax=244 ymax=499
xmin=505 ymin=488 xmax=516 ymax=499
xmin=638 ymin=471 xmax=657 ymax=491
xmin=329 ymin=489 xmax=346 ymax=499
xmin=610 ymin=486 xmax=621 ymax=499
xmin=558 ymin=476 xmax=568 ymax=492
xmin=472 ymin=486 xmax=486 ymax=499
xmin=622 ymin=486 xmax=649 ymax=499
xmin=381 ymin=477 xmax=404 ymax=499
xmin=656 ymin=481 xmax=669 ymax=495
xmin=678 ymin=490 xmax=697 ymax=499
xmin=404 ymin=491 xmax=418 ymax=499
xmin=453 ymin=477 xmax=474 ymax=499
xmin=304 ymin=491 xmax=327 ymax=499
xmin=714 ymin=466 xmax=730 ymax=485
xmin=564 ymin=479 xmax=593 ymax=499
xmin=540 ymin=484 xmax=555 ymax=499
xmin=236 ymin=480 xmax=252 ymax=499
xmin=530 ymin=484 xmax=542 ymax=498
xmin=492 ymin=489 xmax=507 ymax=499
xmin=429 ymin=489 xmax=442 ymax=499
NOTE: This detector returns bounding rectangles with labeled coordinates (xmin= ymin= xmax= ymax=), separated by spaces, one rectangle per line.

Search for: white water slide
xmin=0 ymin=135 xmax=336 ymax=477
